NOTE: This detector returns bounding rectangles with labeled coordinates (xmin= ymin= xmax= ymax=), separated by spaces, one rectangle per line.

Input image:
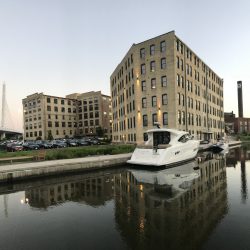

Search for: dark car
xmin=89 ymin=138 xmax=100 ymax=145
xmin=77 ymin=139 xmax=91 ymax=146
xmin=66 ymin=139 xmax=78 ymax=147
xmin=23 ymin=142 xmax=40 ymax=150
xmin=37 ymin=141 xmax=54 ymax=149
xmin=52 ymin=140 xmax=67 ymax=148
xmin=6 ymin=143 xmax=23 ymax=152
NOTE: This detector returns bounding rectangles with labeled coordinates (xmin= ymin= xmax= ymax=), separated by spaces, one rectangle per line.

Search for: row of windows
xmin=26 ymin=131 xmax=42 ymax=138
xmin=142 ymin=94 xmax=168 ymax=108
xmin=141 ymin=76 xmax=167 ymax=90
xmin=177 ymin=93 xmax=202 ymax=111
xmin=177 ymin=111 xmax=224 ymax=129
xmin=47 ymin=106 xmax=77 ymax=113
xmin=113 ymin=134 xmax=136 ymax=142
xmin=47 ymin=121 xmax=100 ymax=128
xmin=113 ymin=101 xmax=135 ymax=120
xmin=26 ymin=124 xmax=42 ymax=130
xmin=113 ymin=116 xmax=136 ymax=132
xmin=142 ymin=113 xmax=168 ymax=127
xmin=47 ymin=98 xmax=76 ymax=106
xmin=140 ymin=40 xmax=166 ymax=59
xmin=141 ymin=58 xmax=166 ymax=74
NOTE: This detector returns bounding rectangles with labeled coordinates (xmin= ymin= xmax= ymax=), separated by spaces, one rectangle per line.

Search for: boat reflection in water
xmin=114 ymin=153 xmax=228 ymax=250
xmin=128 ymin=161 xmax=200 ymax=201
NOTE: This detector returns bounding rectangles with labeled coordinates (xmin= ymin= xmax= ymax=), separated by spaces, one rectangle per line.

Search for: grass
xmin=0 ymin=144 xmax=136 ymax=162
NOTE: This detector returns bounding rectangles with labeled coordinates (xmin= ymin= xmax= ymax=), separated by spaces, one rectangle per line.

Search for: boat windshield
xmin=153 ymin=131 xmax=170 ymax=146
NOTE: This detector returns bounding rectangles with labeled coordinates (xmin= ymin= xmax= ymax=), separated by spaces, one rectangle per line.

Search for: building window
xmin=152 ymin=113 xmax=157 ymax=124
xmin=161 ymin=58 xmax=166 ymax=69
xmin=142 ymin=98 xmax=147 ymax=108
xmin=47 ymin=106 xmax=51 ymax=111
xmin=150 ymin=44 xmax=155 ymax=56
xmin=141 ymin=64 xmax=146 ymax=75
xmin=160 ymin=41 xmax=166 ymax=52
xmin=140 ymin=48 xmax=145 ymax=59
xmin=182 ymin=111 xmax=185 ymax=125
xmin=181 ymin=94 xmax=185 ymax=106
xmin=150 ymin=61 xmax=156 ymax=72
xmin=151 ymin=78 xmax=156 ymax=89
xmin=48 ymin=121 xmax=52 ymax=127
xmin=178 ymin=111 xmax=181 ymax=124
xmin=162 ymin=94 xmax=168 ymax=105
xmin=163 ymin=112 xmax=168 ymax=125
xmin=141 ymin=81 xmax=146 ymax=91
xmin=176 ymin=74 xmax=180 ymax=86
xmin=161 ymin=76 xmax=167 ymax=87
xmin=54 ymin=98 xmax=58 ymax=104
xmin=152 ymin=96 xmax=157 ymax=107
xmin=54 ymin=106 xmax=58 ymax=112
xmin=47 ymin=97 xmax=51 ymax=103
xmin=143 ymin=115 xmax=148 ymax=127
xmin=61 ymin=99 xmax=65 ymax=105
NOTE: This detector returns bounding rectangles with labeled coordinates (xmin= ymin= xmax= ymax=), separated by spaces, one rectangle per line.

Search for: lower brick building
xmin=22 ymin=91 xmax=112 ymax=140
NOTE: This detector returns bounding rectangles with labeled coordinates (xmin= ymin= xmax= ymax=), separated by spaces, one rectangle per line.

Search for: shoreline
xmin=0 ymin=153 xmax=132 ymax=183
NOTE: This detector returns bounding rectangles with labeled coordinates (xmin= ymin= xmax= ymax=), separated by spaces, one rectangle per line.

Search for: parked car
xmin=36 ymin=141 xmax=54 ymax=149
xmin=23 ymin=142 xmax=40 ymax=150
xmin=89 ymin=138 xmax=100 ymax=145
xmin=52 ymin=140 xmax=67 ymax=148
xmin=77 ymin=139 xmax=91 ymax=146
xmin=66 ymin=139 xmax=78 ymax=147
xmin=6 ymin=143 xmax=23 ymax=152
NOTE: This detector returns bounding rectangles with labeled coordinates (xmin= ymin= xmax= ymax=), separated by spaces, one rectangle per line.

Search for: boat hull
xmin=127 ymin=141 xmax=199 ymax=167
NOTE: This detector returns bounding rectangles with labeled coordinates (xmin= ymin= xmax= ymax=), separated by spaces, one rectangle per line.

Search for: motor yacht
xmin=127 ymin=125 xmax=200 ymax=167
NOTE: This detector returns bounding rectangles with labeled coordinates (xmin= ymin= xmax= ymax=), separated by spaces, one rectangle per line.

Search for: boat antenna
xmin=154 ymin=122 xmax=160 ymax=128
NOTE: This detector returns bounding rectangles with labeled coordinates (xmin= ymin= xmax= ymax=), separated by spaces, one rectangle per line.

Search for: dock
xmin=0 ymin=153 xmax=132 ymax=183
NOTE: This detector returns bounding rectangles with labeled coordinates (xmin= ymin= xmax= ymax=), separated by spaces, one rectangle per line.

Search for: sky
xmin=0 ymin=0 xmax=250 ymax=131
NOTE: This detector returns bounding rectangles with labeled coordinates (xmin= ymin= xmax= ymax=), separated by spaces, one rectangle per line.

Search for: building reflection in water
xmin=114 ymin=154 xmax=228 ymax=250
xmin=25 ymin=173 xmax=114 ymax=209
xmin=227 ymin=146 xmax=249 ymax=203
xmin=20 ymin=154 xmax=228 ymax=250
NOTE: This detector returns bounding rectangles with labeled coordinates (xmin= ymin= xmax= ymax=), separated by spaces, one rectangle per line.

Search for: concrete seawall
xmin=0 ymin=153 xmax=132 ymax=183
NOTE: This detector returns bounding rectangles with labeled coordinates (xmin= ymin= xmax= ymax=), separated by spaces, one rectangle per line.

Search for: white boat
xmin=127 ymin=126 xmax=200 ymax=167
xmin=210 ymin=139 xmax=229 ymax=153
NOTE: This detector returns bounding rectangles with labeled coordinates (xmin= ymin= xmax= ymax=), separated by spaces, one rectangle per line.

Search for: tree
xmin=48 ymin=131 xmax=54 ymax=141
xmin=96 ymin=126 xmax=104 ymax=137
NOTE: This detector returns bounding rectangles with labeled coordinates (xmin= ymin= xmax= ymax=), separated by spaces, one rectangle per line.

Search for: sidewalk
xmin=0 ymin=153 xmax=132 ymax=183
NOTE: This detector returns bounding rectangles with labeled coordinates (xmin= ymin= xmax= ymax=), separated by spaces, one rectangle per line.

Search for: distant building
xmin=22 ymin=91 xmax=112 ymax=140
xmin=224 ymin=111 xmax=236 ymax=133
xmin=224 ymin=81 xmax=250 ymax=134
xmin=110 ymin=31 xmax=224 ymax=144
xmin=224 ymin=111 xmax=250 ymax=134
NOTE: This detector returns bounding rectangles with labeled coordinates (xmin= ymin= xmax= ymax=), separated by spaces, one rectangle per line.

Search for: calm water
xmin=0 ymin=146 xmax=250 ymax=250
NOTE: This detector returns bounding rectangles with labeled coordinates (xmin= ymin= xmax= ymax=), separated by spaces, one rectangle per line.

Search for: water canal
xmin=0 ymin=146 xmax=250 ymax=250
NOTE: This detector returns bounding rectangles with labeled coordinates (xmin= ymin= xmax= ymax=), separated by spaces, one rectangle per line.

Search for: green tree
xmin=48 ymin=131 xmax=54 ymax=141
xmin=96 ymin=126 xmax=104 ymax=137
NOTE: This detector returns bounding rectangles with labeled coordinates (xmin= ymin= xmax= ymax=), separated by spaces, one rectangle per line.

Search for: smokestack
xmin=237 ymin=81 xmax=243 ymax=118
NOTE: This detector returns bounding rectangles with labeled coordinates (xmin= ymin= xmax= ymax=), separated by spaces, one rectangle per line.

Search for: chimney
xmin=237 ymin=81 xmax=243 ymax=118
